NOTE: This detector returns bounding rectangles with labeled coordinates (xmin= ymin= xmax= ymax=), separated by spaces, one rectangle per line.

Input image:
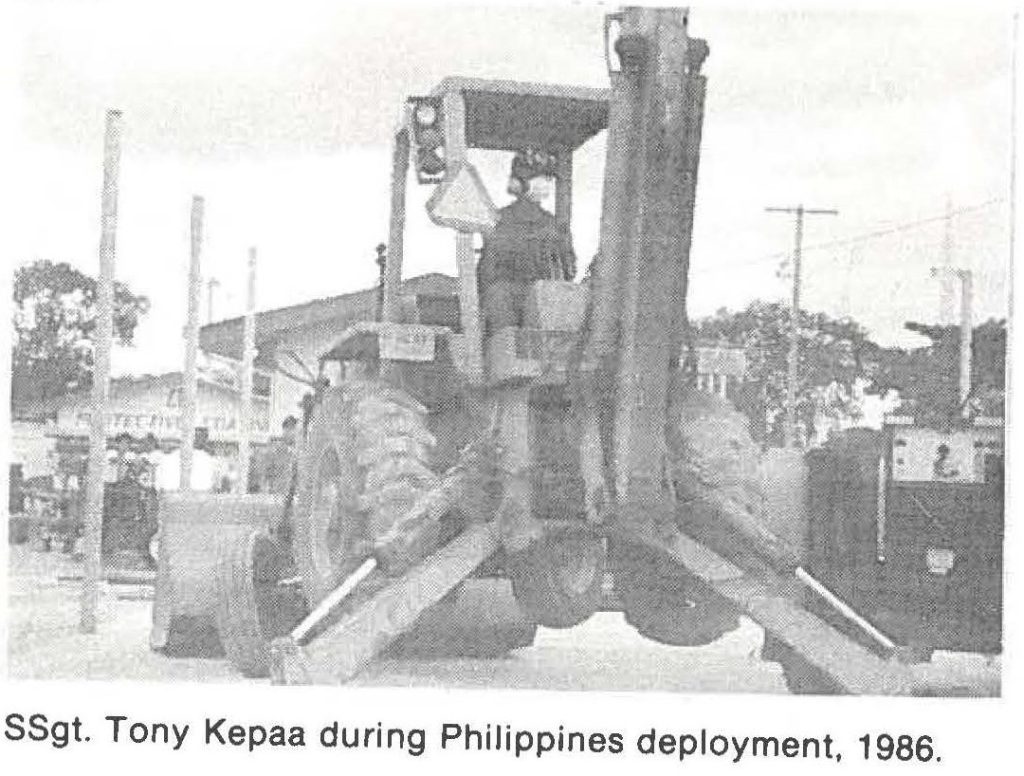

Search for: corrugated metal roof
xmin=14 ymin=371 xmax=268 ymax=422
xmin=199 ymin=273 xmax=458 ymax=360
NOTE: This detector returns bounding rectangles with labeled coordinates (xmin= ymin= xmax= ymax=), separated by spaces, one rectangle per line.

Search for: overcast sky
xmin=7 ymin=0 xmax=1015 ymax=375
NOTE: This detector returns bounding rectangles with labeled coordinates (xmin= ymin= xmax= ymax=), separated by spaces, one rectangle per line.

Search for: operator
xmin=477 ymin=149 xmax=576 ymax=331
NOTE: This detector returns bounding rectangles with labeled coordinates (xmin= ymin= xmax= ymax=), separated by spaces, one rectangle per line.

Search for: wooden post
xmin=958 ymin=269 xmax=973 ymax=412
xmin=786 ymin=206 xmax=805 ymax=448
xmin=765 ymin=205 xmax=838 ymax=446
xmin=555 ymin=152 xmax=573 ymax=229
xmin=206 ymin=277 xmax=220 ymax=323
xmin=375 ymin=243 xmax=387 ymax=322
xmin=180 ymin=196 xmax=204 ymax=491
xmin=382 ymin=130 xmax=409 ymax=324
xmin=80 ymin=108 xmax=123 ymax=634
xmin=939 ymin=196 xmax=955 ymax=324
xmin=236 ymin=247 xmax=257 ymax=494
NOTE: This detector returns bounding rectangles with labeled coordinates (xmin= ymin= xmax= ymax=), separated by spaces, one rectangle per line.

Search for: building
xmin=693 ymin=345 xmax=747 ymax=398
xmin=199 ymin=273 xmax=457 ymax=429
xmin=10 ymin=370 xmax=271 ymax=496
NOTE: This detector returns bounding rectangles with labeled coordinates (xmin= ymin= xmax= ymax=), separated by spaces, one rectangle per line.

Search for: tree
xmin=692 ymin=300 xmax=1008 ymax=443
xmin=872 ymin=318 xmax=1006 ymax=424
xmin=691 ymin=302 xmax=881 ymax=445
xmin=11 ymin=260 xmax=150 ymax=405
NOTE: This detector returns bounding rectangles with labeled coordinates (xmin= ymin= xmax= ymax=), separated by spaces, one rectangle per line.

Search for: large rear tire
xmin=292 ymin=381 xmax=438 ymax=605
xmin=291 ymin=380 xmax=533 ymax=658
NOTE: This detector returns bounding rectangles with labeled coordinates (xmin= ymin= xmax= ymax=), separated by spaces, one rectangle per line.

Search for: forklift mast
xmin=586 ymin=7 xmax=708 ymax=523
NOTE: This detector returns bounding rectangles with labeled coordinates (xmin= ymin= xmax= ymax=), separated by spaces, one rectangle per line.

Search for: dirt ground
xmin=7 ymin=544 xmax=791 ymax=691
xmin=6 ymin=544 xmax=999 ymax=694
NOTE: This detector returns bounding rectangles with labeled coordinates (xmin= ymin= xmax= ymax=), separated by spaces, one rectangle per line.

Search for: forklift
xmin=152 ymin=6 xmax=1000 ymax=695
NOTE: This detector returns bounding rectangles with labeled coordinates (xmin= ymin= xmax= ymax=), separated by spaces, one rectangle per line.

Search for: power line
xmin=691 ymin=197 xmax=1005 ymax=276
xmin=791 ymin=198 xmax=1001 ymax=256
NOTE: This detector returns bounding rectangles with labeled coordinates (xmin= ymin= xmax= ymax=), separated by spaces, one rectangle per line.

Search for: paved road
xmin=7 ymin=545 xmax=788 ymax=692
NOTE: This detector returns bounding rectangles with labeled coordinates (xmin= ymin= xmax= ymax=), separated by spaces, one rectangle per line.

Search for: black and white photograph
xmin=3 ymin=0 xmax=1015 ymax=715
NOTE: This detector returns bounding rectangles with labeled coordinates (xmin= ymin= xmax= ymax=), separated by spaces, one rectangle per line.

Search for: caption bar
xmin=4 ymin=712 xmax=943 ymax=765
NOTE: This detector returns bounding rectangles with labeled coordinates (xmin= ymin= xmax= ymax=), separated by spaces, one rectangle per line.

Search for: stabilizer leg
xmin=623 ymin=523 xmax=916 ymax=695
xmin=269 ymin=523 xmax=499 ymax=685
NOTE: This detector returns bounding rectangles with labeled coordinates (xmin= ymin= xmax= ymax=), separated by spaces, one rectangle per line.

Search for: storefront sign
xmin=58 ymin=409 xmax=269 ymax=440
xmin=55 ymin=380 xmax=271 ymax=443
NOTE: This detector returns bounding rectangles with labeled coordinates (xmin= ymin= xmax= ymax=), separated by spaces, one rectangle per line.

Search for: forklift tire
xmin=386 ymin=580 xmax=538 ymax=658
xmin=388 ymin=622 xmax=538 ymax=658
xmin=293 ymin=381 xmax=534 ymax=658
xmin=509 ymin=536 xmax=605 ymax=628
xmin=613 ymin=541 xmax=740 ymax=646
xmin=609 ymin=388 xmax=758 ymax=646
xmin=214 ymin=529 xmax=307 ymax=678
xmin=760 ymin=633 xmax=843 ymax=695
xmin=292 ymin=381 xmax=438 ymax=605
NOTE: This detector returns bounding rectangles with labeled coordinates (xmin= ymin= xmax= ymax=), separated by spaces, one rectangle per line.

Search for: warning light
xmin=414 ymin=103 xmax=438 ymax=127
xmin=409 ymin=96 xmax=446 ymax=184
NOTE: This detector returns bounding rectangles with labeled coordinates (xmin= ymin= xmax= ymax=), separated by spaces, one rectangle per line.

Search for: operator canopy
xmin=428 ymin=77 xmax=610 ymax=152
xmin=419 ymin=79 xmax=608 ymax=234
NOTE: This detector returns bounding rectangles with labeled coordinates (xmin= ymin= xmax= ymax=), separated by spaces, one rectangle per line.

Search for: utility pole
xmin=180 ymin=196 xmax=204 ymax=491
xmin=840 ymin=247 xmax=857 ymax=320
xmin=939 ymin=195 xmax=955 ymax=324
xmin=931 ymin=266 xmax=974 ymax=413
xmin=959 ymin=269 xmax=973 ymax=412
xmin=206 ymin=277 xmax=221 ymax=324
xmin=375 ymin=243 xmax=387 ymax=322
xmin=1010 ymin=13 xmax=1018 ymax=334
xmin=81 ymin=109 xmax=123 ymax=634
xmin=236 ymin=248 xmax=257 ymax=495
xmin=766 ymin=204 xmax=839 ymax=447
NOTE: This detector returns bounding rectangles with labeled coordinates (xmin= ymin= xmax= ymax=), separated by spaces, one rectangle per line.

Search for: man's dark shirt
xmin=478 ymin=198 xmax=576 ymax=290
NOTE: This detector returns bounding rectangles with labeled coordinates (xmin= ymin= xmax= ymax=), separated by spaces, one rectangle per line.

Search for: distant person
xmin=258 ymin=416 xmax=299 ymax=495
xmin=137 ymin=433 xmax=163 ymax=489
xmin=932 ymin=444 xmax=960 ymax=480
xmin=215 ymin=456 xmax=240 ymax=494
xmin=105 ymin=433 xmax=136 ymax=484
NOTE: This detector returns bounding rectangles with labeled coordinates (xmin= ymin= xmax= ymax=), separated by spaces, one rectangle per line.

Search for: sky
xmin=6 ymin=0 xmax=1016 ymax=376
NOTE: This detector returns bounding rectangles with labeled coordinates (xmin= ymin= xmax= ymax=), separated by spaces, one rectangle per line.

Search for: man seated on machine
xmin=473 ymin=150 xmax=580 ymax=554
xmin=477 ymin=149 xmax=576 ymax=332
